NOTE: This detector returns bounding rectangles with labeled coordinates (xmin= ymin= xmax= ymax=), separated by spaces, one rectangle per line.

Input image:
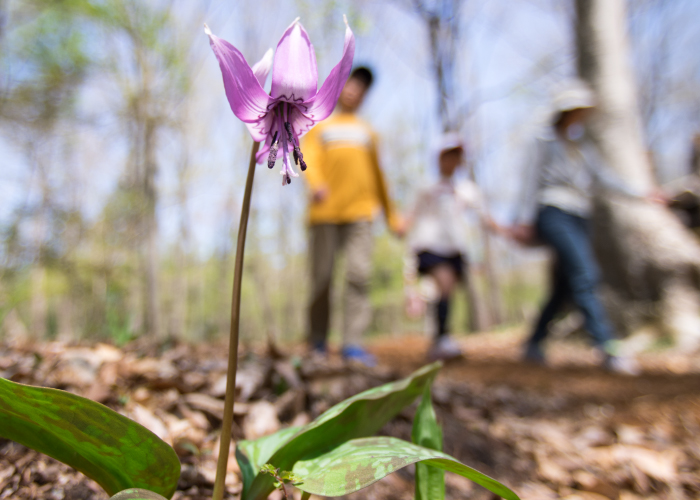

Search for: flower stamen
xmin=284 ymin=121 xmax=307 ymax=172
xmin=267 ymin=131 xmax=279 ymax=169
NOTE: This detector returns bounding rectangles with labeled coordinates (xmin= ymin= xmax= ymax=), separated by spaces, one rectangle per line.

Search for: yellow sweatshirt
xmin=301 ymin=112 xmax=398 ymax=229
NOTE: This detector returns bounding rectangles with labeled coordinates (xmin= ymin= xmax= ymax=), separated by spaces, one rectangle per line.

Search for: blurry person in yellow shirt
xmin=302 ymin=67 xmax=403 ymax=365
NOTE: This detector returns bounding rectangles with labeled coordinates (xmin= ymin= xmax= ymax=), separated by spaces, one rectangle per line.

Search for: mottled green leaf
xmin=291 ymin=437 xmax=519 ymax=500
xmin=244 ymin=362 xmax=442 ymax=500
xmin=280 ymin=471 xmax=303 ymax=484
xmin=412 ymin=384 xmax=444 ymax=500
xmin=259 ymin=463 xmax=278 ymax=475
xmin=0 ymin=378 xmax=180 ymax=498
xmin=236 ymin=426 xmax=303 ymax=495
xmin=110 ymin=489 xmax=169 ymax=500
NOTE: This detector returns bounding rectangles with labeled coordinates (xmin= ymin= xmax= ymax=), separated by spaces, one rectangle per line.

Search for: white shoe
xmin=603 ymin=355 xmax=640 ymax=375
xmin=428 ymin=336 xmax=462 ymax=361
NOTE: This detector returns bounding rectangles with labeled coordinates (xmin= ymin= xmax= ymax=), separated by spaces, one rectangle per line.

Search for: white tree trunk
xmin=576 ymin=0 xmax=700 ymax=350
xmin=29 ymin=266 xmax=47 ymax=338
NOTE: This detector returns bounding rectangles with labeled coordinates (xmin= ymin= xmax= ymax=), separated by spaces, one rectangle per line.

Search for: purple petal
xmin=287 ymin=105 xmax=317 ymax=139
xmin=205 ymin=25 xmax=273 ymax=141
xmin=270 ymin=19 xmax=318 ymax=102
xmin=254 ymin=116 xmax=291 ymax=165
xmin=244 ymin=113 xmax=275 ymax=147
xmin=251 ymin=48 xmax=273 ymax=87
xmin=256 ymin=140 xmax=271 ymax=165
xmin=294 ymin=17 xmax=355 ymax=137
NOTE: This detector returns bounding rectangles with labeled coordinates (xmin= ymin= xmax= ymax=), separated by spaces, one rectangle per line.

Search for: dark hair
xmin=350 ymin=66 xmax=374 ymax=88
xmin=552 ymin=110 xmax=568 ymax=128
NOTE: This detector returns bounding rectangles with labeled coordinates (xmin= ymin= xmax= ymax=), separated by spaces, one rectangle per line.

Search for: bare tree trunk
xmin=576 ymin=0 xmax=700 ymax=349
xmin=480 ymin=225 xmax=504 ymax=324
xmin=463 ymin=270 xmax=487 ymax=331
xmin=172 ymin=152 xmax=190 ymax=339
xmin=29 ymin=266 xmax=47 ymax=338
xmin=144 ymin=219 xmax=160 ymax=337
xmin=56 ymin=296 xmax=75 ymax=341
xmin=469 ymin=96 xmax=504 ymax=327
xmin=692 ymin=134 xmax=700 ymax=177
xmin=142 ymin=112 xmax=161 ymax=337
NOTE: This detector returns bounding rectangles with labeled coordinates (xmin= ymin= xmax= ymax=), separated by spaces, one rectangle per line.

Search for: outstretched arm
xmin=370 ymin=135 xmax=404 ymax=236
xmin=301 ymin=126 xmax=329 ymax=202
xmin=580 ymin=140 xmax=663 ymax=203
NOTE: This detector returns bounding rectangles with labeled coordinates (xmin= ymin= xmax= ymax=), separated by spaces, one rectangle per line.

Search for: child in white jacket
xmin=404 ymin=133 xmax=495 ymax=360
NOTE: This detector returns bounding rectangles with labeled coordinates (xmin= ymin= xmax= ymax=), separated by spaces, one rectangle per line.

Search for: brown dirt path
xmin=362 ymin=331 xmax=700 ymax=500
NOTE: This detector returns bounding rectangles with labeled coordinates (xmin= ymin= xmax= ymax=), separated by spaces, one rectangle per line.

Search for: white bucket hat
xmin=552 ymin=80 xmax=596 ymax=113
xmin=436 ymin=131 xmax=465 ymax=155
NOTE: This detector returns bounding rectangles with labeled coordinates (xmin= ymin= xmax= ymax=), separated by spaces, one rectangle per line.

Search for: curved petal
xmin=205 ymin=25 xmax=273 ymax=141
xmin=255 ymin=138 xmax=271 ymax=165
xmin=251 ymin=48 xmax=274 ymax=87
xmin=270 ymin=20 xmax=318 ymax=102
xmin=297 ymin=16 xmax=355 ymax=130
xmin=244 ymin=112 xmax=275 ymax=146
xmin=287 ymin=105 xmax=317 ymax=139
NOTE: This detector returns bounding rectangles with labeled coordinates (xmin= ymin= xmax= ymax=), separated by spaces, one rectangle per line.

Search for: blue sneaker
xmin=341 ymin=345 xmax=377 ymax=367
xmin=311 ymin=341 xmax=328 ymax=354
xmin=523 ymin=341 xmax=545 ymax=365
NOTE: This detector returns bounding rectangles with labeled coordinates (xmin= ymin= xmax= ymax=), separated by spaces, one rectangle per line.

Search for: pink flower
xmin=205 ymin=17 xmax=355 ymax=185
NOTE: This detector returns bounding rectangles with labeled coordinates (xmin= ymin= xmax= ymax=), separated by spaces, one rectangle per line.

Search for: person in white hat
xmin=510 ymin=81 xmax=651 ymax=373
xmin=404 ymin=132 xmax=499 ymax=361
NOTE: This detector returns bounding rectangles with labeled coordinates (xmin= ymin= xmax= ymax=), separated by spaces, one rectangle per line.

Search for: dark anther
xmin=286 ymin=174 xmax=292 ymax=185
xmin=294 ymin=147 xmax=306 ymax=170
xmin=283 ymin=122 xmax=295 ymax=143
xmin=283 ymin=121 xmax=306 ymax=171
xmin=267 ymin=131 xmax=279 ymax=169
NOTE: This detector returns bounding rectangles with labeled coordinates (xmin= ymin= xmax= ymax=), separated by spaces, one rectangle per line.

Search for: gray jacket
xmin=517 ymin=127 xmax=643 ymax=224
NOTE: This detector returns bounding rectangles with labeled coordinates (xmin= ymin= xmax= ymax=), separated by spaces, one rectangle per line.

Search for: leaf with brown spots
xmin=0 ymin=378 xmax=180 ymax=498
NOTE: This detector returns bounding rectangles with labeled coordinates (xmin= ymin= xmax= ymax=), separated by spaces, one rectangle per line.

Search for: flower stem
xmin=212 ymin=140 xmax=260 ymax=500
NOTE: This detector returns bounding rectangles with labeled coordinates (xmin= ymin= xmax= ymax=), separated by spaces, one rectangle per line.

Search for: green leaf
xmin=110 ymin=489 xmax=169 ymax=500
xmin=0 ymin=378 xmax=180 ymax=498
xmin=236 ymin=426 xmax=303 ymax=495
xmin=291 ymin=437 xmax=519 ymax=500
xmin=244 ymin=362 xmax=442 ymax=500
xmin=412 ymin=385 xmax=444 ymax=500
xmin=280 ymin=471 xmax=303 ymax=484
xmin=412 ymin=385 xmax=443 ymax=451
xmin=259 ymin=463 xmax=278 ymax=475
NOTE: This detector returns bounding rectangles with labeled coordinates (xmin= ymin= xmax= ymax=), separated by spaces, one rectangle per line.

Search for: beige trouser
xmin=308 ymin=221 xmax=373 ymax=347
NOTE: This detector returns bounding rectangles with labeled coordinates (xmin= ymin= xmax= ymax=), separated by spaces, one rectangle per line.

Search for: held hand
xmin=391 ymin=215 xmax=407 ymax=238
xmin=312 ymin=186 xmax=329 ymax=204
xmin=646 ymin=187 xmax=669 ymax=206
xmin=483 ymin=216 xmax=504 ymax=235
xmin=508 ymin=224 xmax=536 ymax=246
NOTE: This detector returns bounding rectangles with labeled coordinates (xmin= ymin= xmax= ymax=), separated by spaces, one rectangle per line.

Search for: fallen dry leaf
xmin=242 ymin=401 xmax=280 ymax=440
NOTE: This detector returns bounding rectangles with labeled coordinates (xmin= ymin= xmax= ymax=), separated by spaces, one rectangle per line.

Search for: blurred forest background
xmin=2 ymin=0 xmax=700 ymax=347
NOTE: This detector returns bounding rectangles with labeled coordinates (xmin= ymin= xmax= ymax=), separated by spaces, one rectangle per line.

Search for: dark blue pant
xmin=528 ymin=205 xmax=613 ymax=348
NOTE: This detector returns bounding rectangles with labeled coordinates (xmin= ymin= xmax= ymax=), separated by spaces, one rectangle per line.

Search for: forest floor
xmin=1 ymin=328 xmax=700 ymax=500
